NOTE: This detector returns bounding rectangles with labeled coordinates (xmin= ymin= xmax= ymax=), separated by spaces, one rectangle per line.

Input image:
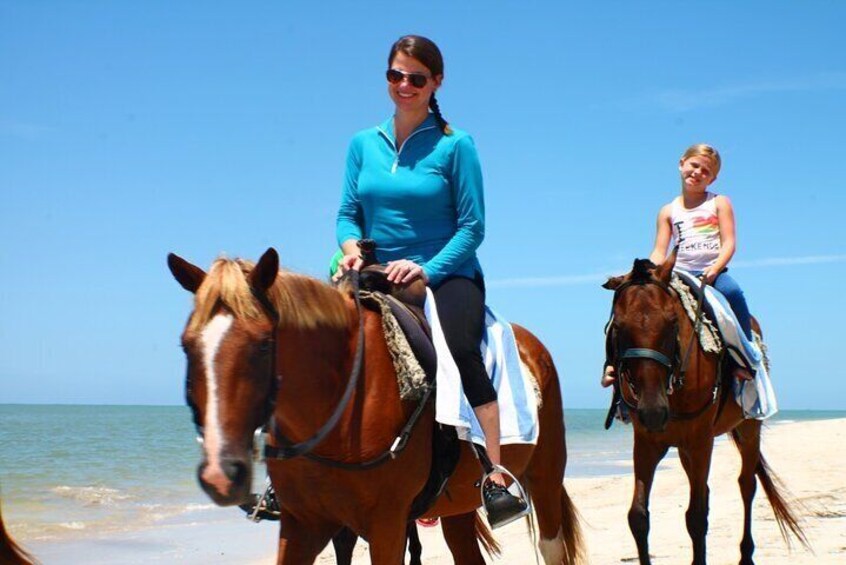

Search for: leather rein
xmin=610 ymin=276 xmax=721 ymax=421
xmin=243 ymin=269 xmax=432 ymax=470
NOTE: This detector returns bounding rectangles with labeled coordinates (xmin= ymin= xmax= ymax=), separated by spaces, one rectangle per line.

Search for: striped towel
xmin=676 ymin=270 xmax=778 ymax=420
xmin=424 ymin=288 xmax=539 ymax=446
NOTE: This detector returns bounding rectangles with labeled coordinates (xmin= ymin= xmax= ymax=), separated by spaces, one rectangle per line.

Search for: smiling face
xmin=387 ymin=52 xmax=441 ymax=114
xmin=679 ymin=154 xmax=718 ymax=195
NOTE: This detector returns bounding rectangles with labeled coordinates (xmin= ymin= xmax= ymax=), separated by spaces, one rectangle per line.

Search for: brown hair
xmin=388 ymin=35 xmax=453 ymax=135
xmin=681 ymin=143 xmax=721 ymax=176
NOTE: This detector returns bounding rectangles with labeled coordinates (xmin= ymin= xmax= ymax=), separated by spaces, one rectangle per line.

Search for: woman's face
xmin=387 ymin=52 xmax=441 ymax=114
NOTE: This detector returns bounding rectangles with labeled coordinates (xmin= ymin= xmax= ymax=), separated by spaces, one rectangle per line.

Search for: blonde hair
xmin=681 ymin=143 xmax=721 ymax=176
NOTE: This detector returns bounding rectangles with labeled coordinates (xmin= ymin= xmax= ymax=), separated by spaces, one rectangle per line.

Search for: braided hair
xmin=389 ymin=35 xmax=453 ymax=135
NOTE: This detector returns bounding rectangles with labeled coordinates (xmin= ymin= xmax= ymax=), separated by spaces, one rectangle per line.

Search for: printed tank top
xmin=670 ymin=192 xmax=721 ymax=272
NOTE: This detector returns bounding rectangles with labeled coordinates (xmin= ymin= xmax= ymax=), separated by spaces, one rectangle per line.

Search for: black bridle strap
xmin=297 ymin=382 xmax=435 ymax=470
xmin=264 ymin=270 xmax=367 ymax=461
xmin=619 ymin=348 xmax=674 ymax=370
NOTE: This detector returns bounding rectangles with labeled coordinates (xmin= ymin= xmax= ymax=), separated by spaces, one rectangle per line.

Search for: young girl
xmin=602 ymin=143 xmax=754 ymax=386
xmin=335 ymin=35 xmax=527 ymax=528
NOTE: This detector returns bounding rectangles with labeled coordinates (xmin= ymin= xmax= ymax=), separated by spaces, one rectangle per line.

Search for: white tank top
xmin=670 ymin=192 xmax=721 ymax=272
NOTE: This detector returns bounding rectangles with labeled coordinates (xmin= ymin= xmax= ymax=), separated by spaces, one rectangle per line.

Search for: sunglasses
xmin=386 ymin=68 xmax=430 ymax=88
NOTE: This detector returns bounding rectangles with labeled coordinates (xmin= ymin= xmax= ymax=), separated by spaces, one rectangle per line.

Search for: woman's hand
xmin=333 ymin=253 xmax=364 ymax=281
xmin=385 ymin=259 xmax=428 ymax=285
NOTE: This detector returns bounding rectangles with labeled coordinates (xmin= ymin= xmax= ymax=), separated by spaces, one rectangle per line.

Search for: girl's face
xmin=387 ymin=52 xmax=441 ymax=114
xmin=679 ymin=155 xmax=717 ymax=192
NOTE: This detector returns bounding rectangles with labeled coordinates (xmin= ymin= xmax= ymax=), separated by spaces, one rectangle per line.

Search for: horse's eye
xmin=257 ymin=338 xmax=273 ymax=354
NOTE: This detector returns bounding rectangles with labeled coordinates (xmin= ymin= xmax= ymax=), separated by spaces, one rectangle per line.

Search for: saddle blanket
xmin=675 ymin=270 xmax=778 ymax=420
xmin=423 ymin=288 xmax=540 ymax=446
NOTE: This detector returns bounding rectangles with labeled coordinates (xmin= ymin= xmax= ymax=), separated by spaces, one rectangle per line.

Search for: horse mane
xmin=631 ymin=258 xmax=656 ymax=283
xmin=187 ymin=257 xmax=349 ymax=333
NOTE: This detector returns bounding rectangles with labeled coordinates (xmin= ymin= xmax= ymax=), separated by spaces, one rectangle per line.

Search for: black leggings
xmin=432 ymin=275 xmax=497 ymax=408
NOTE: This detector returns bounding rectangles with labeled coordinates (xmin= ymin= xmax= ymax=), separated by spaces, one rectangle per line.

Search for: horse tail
xmin=734 ymin=431 xmax=810 ymax=550
xmin=0 ymin=502 xmax=36 ymax=565
xmin=473 ymin=512 xmax=501 ymax=557
xmin=559 ymin=485 xmax=585 ymax=565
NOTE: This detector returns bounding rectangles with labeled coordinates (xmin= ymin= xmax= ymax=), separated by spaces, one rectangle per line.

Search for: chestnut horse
xmin=603 ymin=254 xmax=807 ymax=564
xmin=168 ymin=248 xmax=583 ymax=564
xmin=0 ymin=494 xmax=34 ymax=565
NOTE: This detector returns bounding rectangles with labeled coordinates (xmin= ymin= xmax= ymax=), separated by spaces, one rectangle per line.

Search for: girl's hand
xmin=333 ymin=253 xmax=364 ymax=281
xmin=385 ymin=259 xmax=428 ymax=285
xmin=701 ymin=269 xmax=718 ymax=285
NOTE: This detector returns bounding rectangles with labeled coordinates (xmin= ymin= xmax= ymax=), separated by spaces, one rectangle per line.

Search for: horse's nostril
xmin=222 ymin=460 xmax=247 ymax=484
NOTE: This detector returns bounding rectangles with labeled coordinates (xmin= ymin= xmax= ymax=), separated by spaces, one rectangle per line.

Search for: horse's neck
xmin=673 ymin=299 xmax=718 ymax=389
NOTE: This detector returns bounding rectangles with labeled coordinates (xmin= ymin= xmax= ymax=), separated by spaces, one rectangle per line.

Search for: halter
xmin=610 ymin=276 xmax=719 ymax=420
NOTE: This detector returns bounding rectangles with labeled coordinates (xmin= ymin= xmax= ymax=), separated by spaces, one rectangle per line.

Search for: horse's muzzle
xmin=637 ymin=404 xmax=669 ymax=433
xmin=197 ymin=456 xmax=252 ymax=506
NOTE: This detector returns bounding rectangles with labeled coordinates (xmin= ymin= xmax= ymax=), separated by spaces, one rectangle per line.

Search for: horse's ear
xmin=603 ymin=274 xmax=625 ymax=290
xmin=251 ymin=248 xmax=279 ymax=292
xmin=168 ymin=253 xmax=206 ymax=294
xmin=655 ymin=246 xmax=678 ymax=284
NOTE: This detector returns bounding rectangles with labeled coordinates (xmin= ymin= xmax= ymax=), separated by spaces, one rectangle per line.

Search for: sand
xmin=314 ymin=417 xmax=846 ymax=564
xmin=19 ymin=418 xmax=845 ymax=564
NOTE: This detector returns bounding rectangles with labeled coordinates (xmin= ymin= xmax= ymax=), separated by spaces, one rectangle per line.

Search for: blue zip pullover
xmin=336 ymin=114 xmax=485 ymax=287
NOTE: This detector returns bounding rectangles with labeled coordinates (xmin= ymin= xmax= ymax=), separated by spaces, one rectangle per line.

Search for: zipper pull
xmin=391 ymin=157 xmax=398 ymax=174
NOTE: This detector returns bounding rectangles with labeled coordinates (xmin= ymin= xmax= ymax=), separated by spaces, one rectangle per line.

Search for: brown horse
xmin=168 ymin=248 xmax=583 ymax=564
xmin=603 ymin=253 xmax=807 ymax=564
xmin=0 ymin=494 xmax=35 ymax=565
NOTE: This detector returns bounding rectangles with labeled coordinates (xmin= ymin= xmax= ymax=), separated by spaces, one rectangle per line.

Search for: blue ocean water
xmin=0 ymin=404 xmax=843 ymax=543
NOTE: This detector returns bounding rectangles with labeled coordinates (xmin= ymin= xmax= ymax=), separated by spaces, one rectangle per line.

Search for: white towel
xmin=675 ymin=270 xmax=778 ymax=420
xmin=424 ymin=288 xmax=539 ymax=446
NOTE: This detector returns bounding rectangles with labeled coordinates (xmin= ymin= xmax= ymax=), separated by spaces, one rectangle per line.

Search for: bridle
xmin=610 ymin=275 xmax=719 ymax=420
xmin=187 ymin=268 xmax=432 ymax=470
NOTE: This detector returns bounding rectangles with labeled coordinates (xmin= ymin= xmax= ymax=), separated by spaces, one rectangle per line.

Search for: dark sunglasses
xmin=386 ymin=68 xmax=430 ymax=88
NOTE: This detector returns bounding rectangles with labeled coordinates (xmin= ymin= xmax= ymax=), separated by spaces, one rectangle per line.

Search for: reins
xmin=610 ymin=275 xmax=721 ymax=420
xmin=259 ymin=269 xmax=433 ymax=469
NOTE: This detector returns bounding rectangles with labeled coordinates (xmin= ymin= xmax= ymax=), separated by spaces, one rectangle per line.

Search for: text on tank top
xmin=670 ymin=192 xmax=721 ymax=272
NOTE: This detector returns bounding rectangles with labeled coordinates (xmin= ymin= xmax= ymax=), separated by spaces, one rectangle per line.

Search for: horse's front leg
xmin=732 ymin=420 xmax=762 ymax=565
xmin=275 ymin=510 xmax=337 ymax=565
xmin=629 ymin=434 xmax=669 ymax=565
xmin=442 ymin=512 xmax=486 ymax=565
xmin=679 ymin=439 xmax=715 ymax=565
xmin=362 ymin=509 xmax=413 ymax=565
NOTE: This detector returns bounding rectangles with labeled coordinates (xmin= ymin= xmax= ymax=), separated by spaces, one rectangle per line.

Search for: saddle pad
xmin=423 ymin=288 xmax=540 ymax=446
xmin=675 ymin=270 xmax=778 ymax=420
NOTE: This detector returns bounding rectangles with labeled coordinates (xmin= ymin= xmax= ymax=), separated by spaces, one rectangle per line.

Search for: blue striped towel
xmin=423 ymin=288 xmax=539 ymax=446
xmin=676 ymin=270 xmax=778 ymax=420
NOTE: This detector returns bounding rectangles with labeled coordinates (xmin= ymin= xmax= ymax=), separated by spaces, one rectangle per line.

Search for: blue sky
xmin=1 ymin=2 xmax=844 ymax=409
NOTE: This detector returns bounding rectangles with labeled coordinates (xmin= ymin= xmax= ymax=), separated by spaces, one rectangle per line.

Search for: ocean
xmin=1 ymin=405 xmax=843 ymax=547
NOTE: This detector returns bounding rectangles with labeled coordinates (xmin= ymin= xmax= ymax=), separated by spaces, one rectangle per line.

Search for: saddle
xmin=353 ymin=242 xmax=460 ymax=520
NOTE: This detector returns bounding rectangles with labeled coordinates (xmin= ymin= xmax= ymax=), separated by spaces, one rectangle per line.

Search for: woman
xmin=335 ymin=35 xmax=527 ymax=528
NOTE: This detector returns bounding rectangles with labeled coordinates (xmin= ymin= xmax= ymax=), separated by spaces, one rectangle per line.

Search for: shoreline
xmin=14 ymin=417 xmax=846 ymax=563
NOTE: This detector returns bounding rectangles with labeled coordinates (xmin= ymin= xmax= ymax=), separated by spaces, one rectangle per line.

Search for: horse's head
xmin=603 ymin=251 xmax=679 ymax=432
xmin=167 ymin=248 xmax=281 ymax=506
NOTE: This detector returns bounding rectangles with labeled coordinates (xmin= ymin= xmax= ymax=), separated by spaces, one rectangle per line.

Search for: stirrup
xmin=240 ymin=477 xmax=280 ymax=522
xmin=479 ymin=465 xmax=531 ymax=529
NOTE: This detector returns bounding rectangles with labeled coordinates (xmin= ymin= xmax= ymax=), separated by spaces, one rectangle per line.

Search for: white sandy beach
xmin=18 ymin=418 xmax=845 ymax=564
xmin=313 ymin=417 xmax=846 ymax=564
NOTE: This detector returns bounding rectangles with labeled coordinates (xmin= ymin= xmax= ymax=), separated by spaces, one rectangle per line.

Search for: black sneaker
xmin=239 ymin=489 xmax=281 ymax=522
xmin=483 ymin=481 xmax=529 ymax=529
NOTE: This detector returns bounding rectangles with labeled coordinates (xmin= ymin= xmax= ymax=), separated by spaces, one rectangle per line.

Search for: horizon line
xmin=487 ymin=253 xmax=846 ymax=289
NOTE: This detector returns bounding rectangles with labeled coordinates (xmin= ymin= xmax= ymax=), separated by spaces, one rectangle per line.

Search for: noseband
xmin=610 ymin=275 xmax=720 ymax=421
xmin=611 ymin=278 xmax=681 ymax=405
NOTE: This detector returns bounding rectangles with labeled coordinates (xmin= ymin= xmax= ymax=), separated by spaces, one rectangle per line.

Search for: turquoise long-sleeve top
xmin=336 ymin=114 xmax=485 ymax=287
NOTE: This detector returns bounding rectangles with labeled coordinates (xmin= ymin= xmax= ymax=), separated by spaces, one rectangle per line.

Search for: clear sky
xmin=1 ymin=2 xmax=844 ymax=409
